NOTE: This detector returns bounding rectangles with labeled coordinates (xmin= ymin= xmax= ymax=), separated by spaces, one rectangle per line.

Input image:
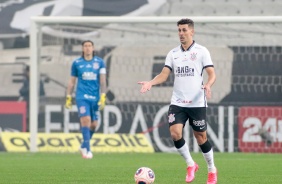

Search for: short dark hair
xmin=177 ymin=18 xmax=194 ymax=28
xmin=81 ymin=40 xmax=94 ymax=46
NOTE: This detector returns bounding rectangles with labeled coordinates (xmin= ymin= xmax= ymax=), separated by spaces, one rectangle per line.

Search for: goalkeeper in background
xmin=65 ymin=40 xmax=106 ymax=159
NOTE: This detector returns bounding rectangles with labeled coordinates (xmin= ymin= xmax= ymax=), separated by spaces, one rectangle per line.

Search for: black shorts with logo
xmin=167 ymin=105 xmax=207 ymax=132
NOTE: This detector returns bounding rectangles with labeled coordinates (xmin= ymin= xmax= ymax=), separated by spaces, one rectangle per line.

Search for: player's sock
xmin=89 ymin=129 xmax=95 ymax=139
xmin=81 ymin=126 xmax=90 ymax=152
xmin=174 ymin=138 xmax=194 ymax=166
xmin=199 ymin=140 xmax=216 ymax=173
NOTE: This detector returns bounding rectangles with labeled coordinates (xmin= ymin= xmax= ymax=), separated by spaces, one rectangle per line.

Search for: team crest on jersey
xmin=79 ymin=106 xmax=86 ymax=114
xmin=168 ymin=113 xmax=175 ymax=123
xmin=190 ymin=52 xmax=197 ymax=61
xmin=93 ymin=63 xmax=99 ymax=69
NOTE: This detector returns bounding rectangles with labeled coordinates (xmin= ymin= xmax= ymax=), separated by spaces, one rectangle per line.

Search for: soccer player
xmin=65 ymin=40 xmax=106 ymax=159
xmin=138 ymin=18 xmax=217 ymax=184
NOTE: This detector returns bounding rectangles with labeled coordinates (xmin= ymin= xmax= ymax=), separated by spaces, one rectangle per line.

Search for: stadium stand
xmin=221 ymin=46 xmax=282 ymax=104
xmin=0 ymin=0 xmax=282 ymax=106
xmin=159 ymin=0 xmax=282 ymax=16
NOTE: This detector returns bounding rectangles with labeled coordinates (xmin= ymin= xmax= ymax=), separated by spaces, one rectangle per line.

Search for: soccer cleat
xmin=207 ymin=170 xmax=217 ymax=184
xmin=186 ymin=163 xmax=199 ymax=183
xmin=79 ymin=147 xmax=87 ymax=158
xmin=85 ymin=151 xmax=93 ymax=159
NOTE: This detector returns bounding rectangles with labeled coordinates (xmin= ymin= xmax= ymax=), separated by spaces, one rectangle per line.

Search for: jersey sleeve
xmin=71 ymin=61 xmax=78 ymax=77
xmin=164 ymin=50 xmax=173 ymax=71
xmin=99 ymin=59 xmax=106 ymax=74
xmin=202 ymin=47 xmax=214 ymax=68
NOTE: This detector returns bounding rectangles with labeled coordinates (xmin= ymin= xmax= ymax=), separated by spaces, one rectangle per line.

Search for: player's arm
xmin=66 ymin=76 xmax=77 ymax=96
xmin=203 ymin=66 xmax=216 ymax=99
xmin=138 ymin=66 xmax=171 ymax=93
xmin=99 ymin=73 xmax=106 ymax=94
xmin=65 ymin=76 xmax=77 ymax=109
xmin=98 ymin=73 xmax=107 ymax=110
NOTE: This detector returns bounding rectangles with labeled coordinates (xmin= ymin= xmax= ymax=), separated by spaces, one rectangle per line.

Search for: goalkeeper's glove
xmin=65 ymin=95 xmax=72 ymax=109
xmin=98 ymin=93 xmax=106 ymax=110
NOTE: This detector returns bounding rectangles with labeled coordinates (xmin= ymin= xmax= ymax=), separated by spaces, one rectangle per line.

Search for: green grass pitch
xmin=0 ymin=152 xmax=281 ymax=184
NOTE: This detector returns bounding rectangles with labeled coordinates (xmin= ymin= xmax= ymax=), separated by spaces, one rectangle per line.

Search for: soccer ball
xmin=134 ymin=167 xmax=155 ymax=184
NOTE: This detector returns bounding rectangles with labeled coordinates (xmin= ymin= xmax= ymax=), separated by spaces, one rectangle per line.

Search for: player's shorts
xmin=76 ymin=99 xmax=99 ymax=121
xmin=167 ymin=105 xmax=207 ymax=132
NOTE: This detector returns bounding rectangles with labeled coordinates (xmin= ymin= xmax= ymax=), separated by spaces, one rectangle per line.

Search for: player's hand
xmin=98 ymin=93 xmax=106 ymax=110
xmin=65 ymin=95 xmax=72 ymax=109
xmin=202 ymin=84 xmax=212 ymax=99
xmin=138 ymin=81 xmax=152 ymax=93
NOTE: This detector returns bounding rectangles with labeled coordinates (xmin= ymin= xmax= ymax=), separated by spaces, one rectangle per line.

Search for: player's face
xmin=82 ymin=42 xmax=94 ymax=57
xmin=178 ymin=24 xmax=194 ymax=45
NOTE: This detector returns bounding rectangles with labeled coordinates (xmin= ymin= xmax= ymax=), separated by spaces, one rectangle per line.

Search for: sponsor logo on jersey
xmin=175 ymin=66 xmax=194 ymax=77
xmin=82 ymin=72 xmax=97 ymax=80
xmin=190 ymin=52 xmax=197 ymax=61
xmin=84 ymin=94 xmax=97 ymax=100
xmin=93 ymin=63 xmax=99 ymax=69
xmin=168 ymin=113 xmax=175 ymax=123
xmin=176 ymin=98 xmax=192 ymax=104
xmin=193 ymin=120 xmax=205 ymax=126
